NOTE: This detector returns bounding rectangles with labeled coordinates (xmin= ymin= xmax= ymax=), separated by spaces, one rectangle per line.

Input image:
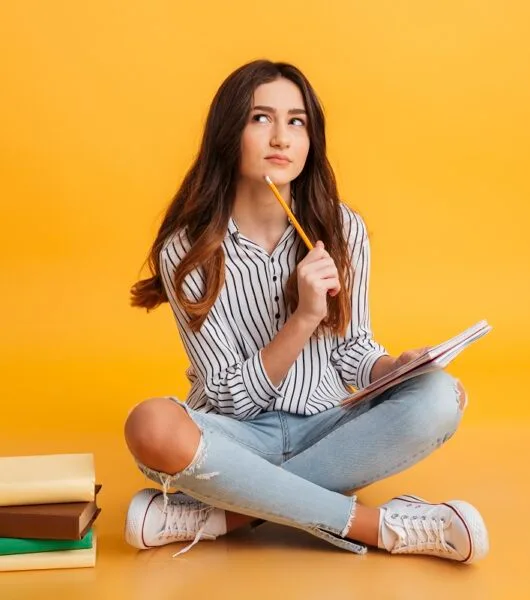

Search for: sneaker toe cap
xmin=448 ymin=500 xmax=489 ymax=563
xmin=125 ymin=488 xmax=163 ymax=550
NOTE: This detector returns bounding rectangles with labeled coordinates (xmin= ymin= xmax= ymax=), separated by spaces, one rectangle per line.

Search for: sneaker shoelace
xmin=158 ymin=500 xmax=214 ymax=557
xmin=389 ymin=513 xmax=455 ymax=555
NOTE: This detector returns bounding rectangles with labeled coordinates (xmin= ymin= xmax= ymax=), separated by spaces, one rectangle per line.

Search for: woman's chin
xmin=238 ymin=171 xmax=295 ymax=187
xmin=261 ymin=171 xmax=295 ymax=186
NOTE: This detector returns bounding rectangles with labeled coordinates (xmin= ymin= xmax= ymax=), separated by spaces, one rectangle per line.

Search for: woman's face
xmin=239 ymin=78 xmax=310 ymax=186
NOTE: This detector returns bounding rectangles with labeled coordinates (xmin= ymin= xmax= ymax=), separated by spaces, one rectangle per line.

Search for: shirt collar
xmin=227 ymin=215 xmax=239 ymax=239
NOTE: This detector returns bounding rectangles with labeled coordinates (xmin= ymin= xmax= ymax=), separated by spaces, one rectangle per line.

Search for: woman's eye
xmin=290 ymin=117 xmax=305 ymax=126
xmin=251 ymin=114 xmax=305 ymax=126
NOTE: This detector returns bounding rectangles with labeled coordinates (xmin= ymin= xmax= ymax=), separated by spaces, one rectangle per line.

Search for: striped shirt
xmin=160 ymin=202 xmax=387 ymax=421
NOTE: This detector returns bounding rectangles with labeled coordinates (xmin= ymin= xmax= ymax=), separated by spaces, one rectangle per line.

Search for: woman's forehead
xmin=252 ymin=79 xmax=305 ymax=111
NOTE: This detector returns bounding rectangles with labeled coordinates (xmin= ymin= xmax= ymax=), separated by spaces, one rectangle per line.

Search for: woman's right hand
xmin=295 ymin=241 xmax=341 ymax=324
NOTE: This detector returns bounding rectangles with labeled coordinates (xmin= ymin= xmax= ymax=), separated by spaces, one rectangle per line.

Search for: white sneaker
xmin=125 ymin=488 xmax=224 ymax=556
xmin=379 ymin=494 xmax=489 ymax=563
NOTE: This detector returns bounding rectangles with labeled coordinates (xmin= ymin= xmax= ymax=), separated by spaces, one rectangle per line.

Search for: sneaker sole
xmin=395 ymin=494 xmax=489 ymax=564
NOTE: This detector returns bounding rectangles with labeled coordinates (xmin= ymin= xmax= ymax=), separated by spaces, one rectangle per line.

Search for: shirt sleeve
xmin=160 ymin=235 xmax=280 ymax=420
xmin=330 ymin=206 xmax=388 ymax=390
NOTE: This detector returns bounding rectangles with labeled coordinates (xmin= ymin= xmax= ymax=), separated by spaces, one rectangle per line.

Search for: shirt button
xmin=273 ymin=276 xmax=277 ymax=281
xmin=275 ymin=296 xmax=279 ymax=302
xmin=271 ymin=257 xmax=275 ymax=263
xmin=275 ymin=313 xmax=280 ymax=319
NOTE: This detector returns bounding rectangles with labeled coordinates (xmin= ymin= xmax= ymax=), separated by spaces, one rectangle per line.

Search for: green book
xmin=0 ymin=529 xmax=93 ymax=556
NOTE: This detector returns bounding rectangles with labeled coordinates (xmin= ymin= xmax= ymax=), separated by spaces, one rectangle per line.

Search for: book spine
xmin=0 ymin=514 xmax=78 ymax=540
xmin=0 ymin=478 xmax=95 ymax=507
xmin=0 ymin=542 xmax=96 ymax=572
xmin=0 ymin=530 xmax=93 ymax=556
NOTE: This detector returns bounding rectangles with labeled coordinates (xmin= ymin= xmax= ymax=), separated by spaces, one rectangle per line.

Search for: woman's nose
xmin=270 ymin=124 xmax=290 ymax=148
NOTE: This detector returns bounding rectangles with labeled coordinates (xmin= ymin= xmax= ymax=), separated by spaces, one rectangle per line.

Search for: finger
xmin=399 ymin=351 xmax=417 ymax=363
xmin=304 ymin=257 xmax=336 ymax=273
xmin=305 ymin=265 xmax=339 ymax=281
xmin=300 ymin=246 xmax=327 ymax=267
xmin=327 ymin=283 xmax=341 ymax=296
xmin=406 ymin=348 xmax=427 ymax=359
xmin=313 ymin=246 xmax=329 ymax=260
xmin=322 ymin=276 xmax=341 ymax=293
xmin=327 ymin=285 xmax=341 ymax=297
xmin=404 ymin=348 xmax=426 ymax=358
xmin=312 ymin=262 xmax=337 ymax=276
xmin=312 ymin=282 xmax=340 ymax=298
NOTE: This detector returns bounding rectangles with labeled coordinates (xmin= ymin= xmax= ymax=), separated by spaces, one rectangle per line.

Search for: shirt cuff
xmin=241 ymin=351 xmax=282 ymax=409
xmin=357 ymin=348 xmax=389 ymax=390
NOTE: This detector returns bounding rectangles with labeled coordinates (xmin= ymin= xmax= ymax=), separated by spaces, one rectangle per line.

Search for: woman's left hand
xmin=392 ymin=347 xmax=430 ymax=370
xmin=371 ymin=347 xmax=431 ymax=382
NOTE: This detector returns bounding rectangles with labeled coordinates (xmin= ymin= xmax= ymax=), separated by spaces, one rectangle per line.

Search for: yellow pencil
xmin=264 ymin=175 xmax=314 ymax=250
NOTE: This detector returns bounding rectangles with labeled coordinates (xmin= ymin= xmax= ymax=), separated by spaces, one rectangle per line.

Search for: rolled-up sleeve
xmin=330 ymin=208 xmax=388 ymax=390
xmin=160 ymin=243 xmax=280 ymax=420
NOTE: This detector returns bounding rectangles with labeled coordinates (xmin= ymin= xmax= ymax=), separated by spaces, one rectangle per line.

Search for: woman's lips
xmin=266 ymin=157 xmax=291 ymax=165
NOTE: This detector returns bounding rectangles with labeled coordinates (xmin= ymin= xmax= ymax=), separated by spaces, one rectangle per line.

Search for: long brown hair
xmin=130 ymin=59 xmax=353 ymax=336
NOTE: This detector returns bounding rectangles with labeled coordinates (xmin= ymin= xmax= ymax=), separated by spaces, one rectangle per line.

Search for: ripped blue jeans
xmin=136 ymin=370 xmax=465 ymax=554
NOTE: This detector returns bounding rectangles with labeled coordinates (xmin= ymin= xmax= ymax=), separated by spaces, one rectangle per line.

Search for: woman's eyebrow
xmin=253 ymin=105 xmax=307 ymax=115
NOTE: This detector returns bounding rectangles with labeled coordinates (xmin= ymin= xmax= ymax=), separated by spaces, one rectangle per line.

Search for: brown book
xmin=0 ymin=485 xmax=101 ymax=540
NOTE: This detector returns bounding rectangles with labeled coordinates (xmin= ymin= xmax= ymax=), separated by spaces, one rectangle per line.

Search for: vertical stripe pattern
xmin=160 ymin=203 xmax=387 ymax=420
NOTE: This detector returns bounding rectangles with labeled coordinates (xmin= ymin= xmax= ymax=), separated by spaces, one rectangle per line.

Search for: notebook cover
xmin=0 ymin=528 xmax=93 ymax=555
xmin=0 ymin=454 xmax=95 ymax=506
xmin=0 ymin=534 xmax=97 ymax=571
xmin=0 ymin=485 xmax=101 ymax=540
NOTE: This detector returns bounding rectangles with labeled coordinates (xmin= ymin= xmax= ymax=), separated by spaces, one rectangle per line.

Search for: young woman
xmin=124 ymin=60 xmax=488 ymax=563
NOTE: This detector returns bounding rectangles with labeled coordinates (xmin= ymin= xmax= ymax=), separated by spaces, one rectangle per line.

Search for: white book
xmin=0 ymin=534 xmax=96 ymax=571
xmin=0 ymin=454 xmax=95 ymax=506
xmin=342 ymin=320 xmax=492 ymax=407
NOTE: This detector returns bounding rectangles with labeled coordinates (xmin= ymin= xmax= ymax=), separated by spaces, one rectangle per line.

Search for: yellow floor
xmin=1 ymin=424 xmax=528 ymax=600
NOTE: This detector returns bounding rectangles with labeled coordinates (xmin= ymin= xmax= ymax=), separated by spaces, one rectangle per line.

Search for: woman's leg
xmin=125 ymin=398 xmax=370 ymax=554
xmin=282 ymin=371 xmax=467 ymax=492
xmin=277 ymin=371 xmax=488 ymax=562
xmin=124 ymin=371 xmax=488 ymax=561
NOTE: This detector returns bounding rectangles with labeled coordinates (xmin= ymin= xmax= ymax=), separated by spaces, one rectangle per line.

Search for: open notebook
xmin=342 ymin=320 xmax=492 ymax=407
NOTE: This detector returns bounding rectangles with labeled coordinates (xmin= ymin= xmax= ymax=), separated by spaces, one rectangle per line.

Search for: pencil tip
xmin=264 ymin=175 xmax=272 ymax=184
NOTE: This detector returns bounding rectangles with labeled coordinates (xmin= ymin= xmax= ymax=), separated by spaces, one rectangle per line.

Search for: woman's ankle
xmin=225 ymin=510 xmax=255 ymax=533
xmin=345 ymin=503 xmax=381 ymax=548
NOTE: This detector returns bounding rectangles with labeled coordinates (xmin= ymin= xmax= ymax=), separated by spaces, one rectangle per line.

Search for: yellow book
xmin=0 ymin=534 xmax=96 ymax=571
xmin=0 ymin=454 xmax=95 ymax=506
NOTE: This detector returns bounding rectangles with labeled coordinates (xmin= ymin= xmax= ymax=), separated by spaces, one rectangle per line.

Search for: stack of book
xmin=0 ymin=453 xmax=100 ymax=572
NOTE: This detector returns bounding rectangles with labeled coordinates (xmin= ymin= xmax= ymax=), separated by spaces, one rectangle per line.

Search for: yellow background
xmin=1 ymin=0 xmax=529 ymax=439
